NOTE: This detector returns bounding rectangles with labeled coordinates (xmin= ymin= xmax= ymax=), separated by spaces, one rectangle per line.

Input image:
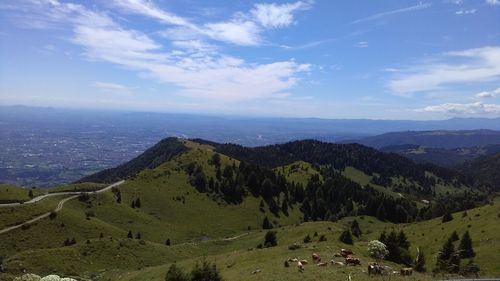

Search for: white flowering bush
xmin=14 ymin=274 xmax=77 ymax=281
xmin=368 ymin=240 xmax=388 ymax=261
xmin=40 ymin=275 xmax=61 ymax=281
xmin=14 ymin=274 xmax=41 ymax=281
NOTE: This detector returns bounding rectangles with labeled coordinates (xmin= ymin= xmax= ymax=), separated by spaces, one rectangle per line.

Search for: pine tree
xmin=191 ymin=260 xmax=223 ymax=281
xmin=165 ymin=239 xmax=171 ymax=246
xmin=131 ymin=200 xmax=136 ymax=208
xmin=127 ymin=230 xmax=133 ymax=239
xmin=262 ymin=216 xmax=273 ymax=229
xmin=136 ymin=232 xmax=142 ymax=239
xmin=135 ymin=198 xmax=141 ymax=208
xmin=303 ymin=234 xmax=312 ymax=243
xmin=376 ymin=204 xmax=387 ymax=221
xmin=414 ymin=247 xmax=426 ymax=272
xmin=458 ymin=231 xmax=475 ymax=258
xmin=350 ymin=220 xmax=362 ymax=237
xmin=165 ymin=263 xmax=189 ymax=281
xmin=264 ymin=231 xmax=278 ymax=247
xmin=397 ymin=230 xmax=410 ymax=250
xmin=339 ymin=230 xmax=353 ymax=244
xmin=378 ymin=231 xmax=387 ymax=244
xmin=437 ymin=238 xmax=455 ymax=271
xmin=450 ymin=231 xmax=459 ymax=242
xmin=449 ymin=252 xmax=461 ymax=273
xmin=442 ymin=212 xmax=453 ymax=223
xmin=28 ymin=190 xmax=33 ymax=198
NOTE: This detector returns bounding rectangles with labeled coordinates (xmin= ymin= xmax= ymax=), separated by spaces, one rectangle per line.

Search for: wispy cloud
xmin=388 ymin=46 xmax=500 ymax=96
xmin=91 ymin=82 xmax=132 ymax=95
xmin=110 ymin=0 xmax=311 ymax=46
xmin=475 ymin=87 xmax=500 ymax=98
xmin=355 ymin=41 xmax=368 ymax=48
xmin=351 ymin=2 xmax=431 ymax=24
xmin=455 ymin=9 xmax=476 ymax=15
xmin=6 ymin=0 xmax=311 ymax=102
xmin=486 ymin=0 xmax=500 ymax=5
xmin=415 ymin=102 xmax=500 ymax=115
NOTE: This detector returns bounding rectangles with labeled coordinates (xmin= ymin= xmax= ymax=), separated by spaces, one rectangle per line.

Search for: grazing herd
xmin=286 ymin=248 xmax=413 ymax=276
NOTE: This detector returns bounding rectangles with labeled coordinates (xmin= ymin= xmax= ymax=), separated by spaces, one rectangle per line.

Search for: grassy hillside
xmin=1 ymin=138 xmax=496 ymax=280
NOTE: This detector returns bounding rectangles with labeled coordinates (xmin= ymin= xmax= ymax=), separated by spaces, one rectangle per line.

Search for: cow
xmin=297 ymin=261 xmax=304 ymax=272
xmin=330 ymin=260 xmax=345 ymax=266
xmin=288 ymin=258 xmax=298 ymax=262
xmin=312 ymin=253 xmax=321 ymax=263
xmin=317 ymin=262 xmax=328 ymax=267
xmin=300 ymin=259 xmax=308 ymax=265
xmin=368 ymin=263 xmax=383 ymax=275
xmin=333 ymin=252 xmax=343 ymax=257
xmin=341 ymin=249 xmax=354 ymax=258
xmin=345 ymin=257 xmax=361 ymax=266
xmin=400 ymin=268 xmax=413 ymax=276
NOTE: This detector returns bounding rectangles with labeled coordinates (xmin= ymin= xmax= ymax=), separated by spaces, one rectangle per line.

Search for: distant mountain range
xmin=344 ymin=129 xmax=500 ymax=149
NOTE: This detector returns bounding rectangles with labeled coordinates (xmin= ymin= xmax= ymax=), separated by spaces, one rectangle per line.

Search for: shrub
xmin=303 ymin=234 xmax=312 ymax=244
xmin=367 ymin=240 xmax=388 ymax=261
xmin=165 ymin=263 xmax=189 ymax=281
xmin=339 ymin=230 xmax=353 ymax=244
xmin=442 ymin=212 xmax=453 ymax=223
xmin=264 ymin=231 xmax=278 ymax=247
xmin=319 ymin=235 xmax=327 ymax=242
xmin=191 ymin=260 xmax=223 ymax=281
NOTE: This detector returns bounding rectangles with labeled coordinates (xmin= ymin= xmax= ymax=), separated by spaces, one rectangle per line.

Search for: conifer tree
xmin=350 ymin=220 xmax=361 ymax=237
xmin=127 ymin=230 xmax=133 ymax=239
xmin=262 ymin=216 xmax=273 ymax=229
xmin=450 ymin=231 xmax=459 ymax=242
xmin=458 ymin=231 xmax=475 ymax=258
xmin=339 ymin=230 xmax=353 ymax=244
xmin=414 ymin=247 xmax=426 ymax=272
xmin=165 ymin=263 xmax=189 ymax=281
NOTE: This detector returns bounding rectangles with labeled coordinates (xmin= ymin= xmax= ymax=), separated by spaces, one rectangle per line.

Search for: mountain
xmin=0 ymin=138 xmax=495 ymax=281
xmin=459 ymin=152 xmax=500 ymax=192
xmin=381 ymin=144 xmax=500 ymax=168
xmin=346 ymin=129 xmax=500 ymax=149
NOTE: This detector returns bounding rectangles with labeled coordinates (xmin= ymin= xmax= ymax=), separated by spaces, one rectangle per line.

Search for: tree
xmin=458 ymin=231 xmax=475 ymax=258
xmin=450 ymin=231 xmax=459 ymax=242
xmin=136 ymin=232 xmax=142 ymax=240
xmin=303 ymin=234 xmax=312 ymax=243
xmin=461 ymin=259 xmax=480 ymax=277
xmin=442 ymin=212 xmax=453 ymax=223
xmin=165 ymin=263 xmax=189 ymax=281
xmin=414 ymin=247 xmax=426 ymax=272
xmin=127 ymin=230 xmax=133 ymax=239
xmin=350 ymin=220 xmax=361 ymax=237
xmin=166 ymin=239 xmax=171 ymax=246
xmin=436 ymin=238 xmax=455 ymax=271
xmin=193 ymin=171 xmax=207 ymax=192
xmin=49 ymin=211 xmax=57 ymax=220
xmin=262 ymin=216 xmax=273 ymax=229
xmin=211 ymin=153 xmax=221 ymax=167
xmin=367 ymin=240 xmax=388 ymax=261
xmin=191 ymin=260 xmax=223 ymax=281
xmin=222 ymin=166 xmax=233 ymax=179
xmin=397 ymin=230 xmax=410 ymax=250
xmin=135 ymin=198 xmax=141 ymax=208
xmin=264 ymin=231 xmax=278 ymax=247
xmin=28 ymin=190 xmax=33 ymax=199
xmin=339 ymin=230 xmax=353 ymax=244
xmin=131 ymin=200 xmax=136 ymax=208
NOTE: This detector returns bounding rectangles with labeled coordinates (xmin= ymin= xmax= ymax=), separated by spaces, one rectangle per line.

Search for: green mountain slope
xmin=0 ymin=138 xmax=495 ymax=281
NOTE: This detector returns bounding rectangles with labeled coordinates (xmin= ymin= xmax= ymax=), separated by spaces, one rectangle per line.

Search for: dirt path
xmin=0 ymin=181 xmax=125 ymax=235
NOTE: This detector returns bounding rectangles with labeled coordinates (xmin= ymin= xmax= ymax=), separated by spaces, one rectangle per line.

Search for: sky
xmin=0 ymin=0 xmax=499 ymax=119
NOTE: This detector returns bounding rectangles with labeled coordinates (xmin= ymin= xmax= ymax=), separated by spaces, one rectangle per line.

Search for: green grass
xmin=0 ymin=184 xmax=44 ymax=202
xmin=275 ymin=161 xmax=321 ymax=186
xmin=48 ymin=182 xmax=107 ymax=193
xmin=2 ymin=143 xmax=499 ymax=281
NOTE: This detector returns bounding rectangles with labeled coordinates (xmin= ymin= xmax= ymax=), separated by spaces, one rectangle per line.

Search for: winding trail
xmin=0 ymin=180 xmax=125 ymax=235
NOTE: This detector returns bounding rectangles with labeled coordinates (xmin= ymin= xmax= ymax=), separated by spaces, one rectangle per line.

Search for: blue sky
xmin=1 ymin=0 xmax=499 ymax=119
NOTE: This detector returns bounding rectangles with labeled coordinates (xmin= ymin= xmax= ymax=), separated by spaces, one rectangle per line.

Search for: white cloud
xmin=475 ymin=87 xmax=500 ymax=98
xmin=110 ymin=0 xmax=311 ymax=46
xmin=486 ymin=0 xmax=500 ymax=5
xmin=455 ymin=9 xmax=476 ymax=15
xmin=416 ymin=102 xmax=500 ymax=115
xmin=250 ymin=1 xmax=312 ymax=28
xmin=355 ymin=41 xmax=369 ymax=48
xmin=351 ymin=2 xmax=431 ymax=24
xmin=91 ymin=82 xmax=132 ymax=95
xmin=388 ymin=46 xmax=500 ymax=96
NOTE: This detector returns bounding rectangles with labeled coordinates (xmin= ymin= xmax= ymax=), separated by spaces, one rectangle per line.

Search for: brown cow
xmin=345 ymin=257 xmax=361 ymax=266
xmin=400 ymin=267 xmax=413 ymax=276
xmin=312 ymin=253 xmax=321 ymax=263
xmin=341 ymin=249 xmax=354 ymax=258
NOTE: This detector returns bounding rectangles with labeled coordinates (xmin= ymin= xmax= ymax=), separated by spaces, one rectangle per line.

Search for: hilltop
xmin=0 ymin=138 xmax=496 ymax=280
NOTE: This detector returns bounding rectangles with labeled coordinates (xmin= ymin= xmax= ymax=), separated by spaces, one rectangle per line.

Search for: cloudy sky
xmin=1 ymin=0 xmax=499 ymax=119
